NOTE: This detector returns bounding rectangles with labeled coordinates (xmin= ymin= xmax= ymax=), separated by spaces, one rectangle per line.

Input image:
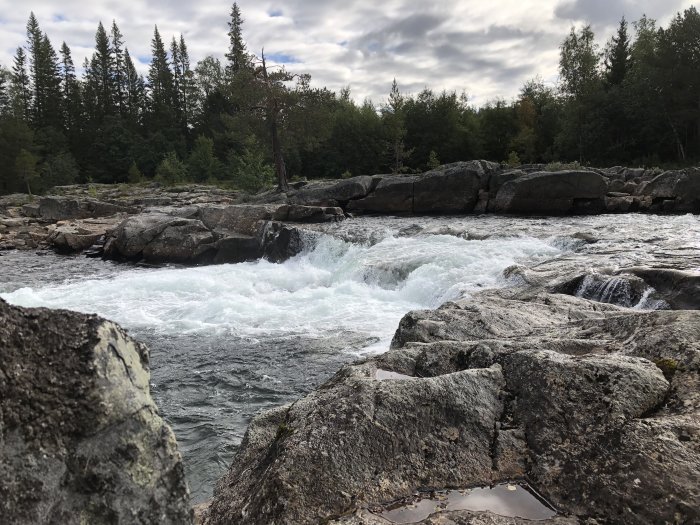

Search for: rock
xmin=348 ymin=175 xmax=417 ymax=214
xmin=210 ymin=234 xmax=262 ymax=264
xmin=198 ymin=204 xmax=279 ymax=236
xmin=334 ymin=509 xmax=578 ymax=524
xmin=627 ymin=267 xmax=700 ymax=310
xmin=493 ymin=170 xmax=608 ymax=215
xmin=273 ymin=204 xmax=345 ymax=223
xmin=290 ymin=176 xmax=376 ymax=206
xmin=0 ymin=299 xmax=192 ymax=524
xmin=642 ymin=169 xmax=700 ymax=212
xmin=38 ymin=196 xmax=138 ymax=221
xmin=104 ymin=213 xmax=215 ymax=263
xmin=413 ymin=162 xmax=485 ymax=214
xmin=262 ymin=222 xmax=308 ymax=263
xmin=46 ymin=217 xmax=123 ymax=253
xmin=205 ymin=365 xmax=507 ymax=525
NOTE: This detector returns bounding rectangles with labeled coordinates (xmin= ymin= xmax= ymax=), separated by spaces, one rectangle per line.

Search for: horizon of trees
xmin=0 ymin=5 xmax=699 ymax=195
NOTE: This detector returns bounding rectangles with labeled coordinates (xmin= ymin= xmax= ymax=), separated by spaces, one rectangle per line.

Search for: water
xmin=2 ymin=213 xmax=699 ymax=502
xmin=378 ymin=483 xmax=556 ymax=523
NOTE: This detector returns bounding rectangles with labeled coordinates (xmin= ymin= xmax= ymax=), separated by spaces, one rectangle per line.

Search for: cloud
xmin=554 ymin=0 xmax=687 ymax=29
xmin=0 ymin=0 xmax=695 ymax=106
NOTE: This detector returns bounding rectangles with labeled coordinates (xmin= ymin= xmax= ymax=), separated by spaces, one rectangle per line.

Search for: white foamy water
xmin=2 ymin=232 xmax=561 ymax=352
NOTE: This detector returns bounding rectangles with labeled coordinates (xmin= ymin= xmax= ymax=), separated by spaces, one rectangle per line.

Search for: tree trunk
xmin=261 ymin=51 xmax=288 ymax=192
xmin=270 ymin=116 xmax=288 ymax=192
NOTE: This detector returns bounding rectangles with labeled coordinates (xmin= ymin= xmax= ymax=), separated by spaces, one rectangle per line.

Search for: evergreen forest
xmin=0 ymin=4 xmax=699 ymax=195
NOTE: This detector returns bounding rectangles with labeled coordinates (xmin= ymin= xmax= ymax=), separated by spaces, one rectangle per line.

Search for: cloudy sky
xmin=0 ymin=0 xmax=695 ymax=105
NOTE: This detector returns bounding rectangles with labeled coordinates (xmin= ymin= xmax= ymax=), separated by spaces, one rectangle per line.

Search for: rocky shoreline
xmin=1 ymin=161 xmax=698 ymax=264
xmin=1 ymin=163 xmax=699 ymax=524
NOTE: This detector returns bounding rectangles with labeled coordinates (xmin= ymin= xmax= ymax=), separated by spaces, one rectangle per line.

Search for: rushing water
xmin=2 ymin=213 xmax=698 ymax=502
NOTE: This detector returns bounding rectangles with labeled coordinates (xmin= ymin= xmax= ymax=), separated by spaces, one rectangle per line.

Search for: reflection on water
xmin=378 ymin=483 xmax=557 ymax=523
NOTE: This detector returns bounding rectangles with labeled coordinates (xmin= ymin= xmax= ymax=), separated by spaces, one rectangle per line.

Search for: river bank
xmin=1 ymin=164 xmax=699 ymax=524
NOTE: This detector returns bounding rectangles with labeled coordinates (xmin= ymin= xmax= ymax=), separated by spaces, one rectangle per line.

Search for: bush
xmin=155 ymin=152 xmax=188 ymax=185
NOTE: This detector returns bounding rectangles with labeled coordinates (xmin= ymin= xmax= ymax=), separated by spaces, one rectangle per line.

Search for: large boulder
xmin=413 ymin=162 xmax=487 ymax=214
xmin=641 ymin=169 xmax=700 ymax=212
xmin=290 ymin=176 xmax=376 ymax=206
xmin=205 ymin=365 xmax=508 ymax=525
xmin=347 ymin=175 xmax=417 ymax=214
xmin=197 ymin=204 xmax=279 ymax=236
xmin=103 ymin=212 xmax=216 ymax=263
xmin=46 ymin=217 xmax=123 ymax=253
xmin=493 ymin=170 xmax=608 ymax=214
xmin=0 ymin=299 xmax=192 ymax=524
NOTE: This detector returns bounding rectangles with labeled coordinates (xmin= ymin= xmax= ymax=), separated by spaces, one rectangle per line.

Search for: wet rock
xmin=493 ymin=170 xmax=608 ymax=215
xmin=210 ymin=234 xmax=262 ymax=264
xmin=197 ymin=204 xmax=279 ymax=236
xmin=626 ymin=267 xmax=700 ymax=310
xmin=262 ymin=222 xmax=307 ymax=263
xmin=0 ymin=299 xmax=192 ymax=524
xmin=273 ymin=204 xmax=345 ymax=223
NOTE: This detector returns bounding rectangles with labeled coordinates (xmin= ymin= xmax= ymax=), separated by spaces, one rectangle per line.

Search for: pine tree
xmin=111 ymin=21 xmax=126 ymax=114
xmin=179 ymin=35 xmax=194 ymax=134
xmin=382 ymin=79 xmax=412 ymax=173
xmin=60 ymin=42 xmax=82 ymax=140
xmin=87 ymin=22 xmax=115 ymax=119
xmin=225 ymin=3 xmax=249 ymax=77
xmin=38 ymin=34 xmax=63 ymax=128
xmin=11 ymin=47 xmax=31 ymax=120
xmin=124 ymin=48 xmax=146 ymax=127
xmin=147 ymin=27 xmax=175 ymax=115
xmin=0 ymin=67 xmax=9 ymax=115
xmin=605 ymin=17 xmax=630 ymax=87
xmin=170 ymin=36 xmax=183 ymax=126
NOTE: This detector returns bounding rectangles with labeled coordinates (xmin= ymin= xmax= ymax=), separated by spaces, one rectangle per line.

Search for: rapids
xmin=2 ymin=213 xmax=698 ymax=502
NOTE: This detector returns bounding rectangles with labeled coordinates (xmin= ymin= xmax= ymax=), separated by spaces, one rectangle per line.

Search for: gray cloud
xmin=555 ymin=0 xmax=687 ymax=28
xmin=0 ymin=0 xmax=695 ymax=106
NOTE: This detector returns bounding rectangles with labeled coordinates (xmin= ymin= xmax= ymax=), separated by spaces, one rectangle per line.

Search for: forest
xmin=0 ymin=4 xmax=699 ymax=195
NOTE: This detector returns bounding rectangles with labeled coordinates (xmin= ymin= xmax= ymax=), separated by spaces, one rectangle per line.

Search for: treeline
xmin=0 ymin=5 xmax=699 ymax=195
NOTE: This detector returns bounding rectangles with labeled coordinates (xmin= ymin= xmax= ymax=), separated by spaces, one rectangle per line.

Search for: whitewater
xmin=14 ymin=212 xmax=696 ymax=501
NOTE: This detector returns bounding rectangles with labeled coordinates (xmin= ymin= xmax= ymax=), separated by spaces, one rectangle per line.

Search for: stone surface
xmin=0 ymin=299 xmax=192 ymax=525
xmin=204 ymin=227 xmax=700 ymax=524
xmin=413 ymin=162 xmax=486 ymax=214
xmin=348 ymin=175 xmax=418 ymax=214
xmin=493 ymin=170 xmax=608 ymax=214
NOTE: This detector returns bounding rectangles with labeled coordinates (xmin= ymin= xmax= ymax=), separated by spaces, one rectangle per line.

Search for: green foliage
xmin=228 ymin=136 xmax=274 ymax=192
xmin=426 ymin=150 xmax=440 ymax=169
xmin=155 ymin=151 xmax=188 ymax=185
xmin=340 ymin=170 xmax=353 ymax=179
xmin=1 ymin=7 xmax=700 ymax=196
xmin=15 ymin=148 xmax=39 ymax=194
xmin=127 ymin=162 xmax=143 ymax=183
xmin=187 ymin=135 xmax=223 ymax=182
xmin=654 ymin=358 xmax=679 ymax=381
xmin=505 ymin=151 xmax=521 ymax=167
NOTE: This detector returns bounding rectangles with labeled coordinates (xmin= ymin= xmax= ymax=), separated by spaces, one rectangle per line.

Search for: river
xmin=2 ymin=213 xmax=698 ymax=502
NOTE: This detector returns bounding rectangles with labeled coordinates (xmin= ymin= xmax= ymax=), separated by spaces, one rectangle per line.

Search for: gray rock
xmin=290 ymin=176 xmax=376 ymax=206
xmin=348 ymin=175 xmax=417 ymax=214
xmin=493 ymin=171 xmax=608 ymax=215
xmin=413 ymin=162 xmax=485 ymax=214
xmin=0 ymin=299 xmax=192 ymax=524
xmin=642 ymin=169 xmax=700 ymax=212
xmin=39 ymin=196 xmax=137 ymax=221
xmin=205 ymin=365 xmax=507 ymax=525
xmin=104 ymin=213 xmax=215 ymax=263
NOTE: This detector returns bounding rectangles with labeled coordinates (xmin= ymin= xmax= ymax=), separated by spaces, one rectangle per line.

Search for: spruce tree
xmin=225 ymin=3 xmax=249 ymax=77
xmin=60 ymin=42 xmax=82 ymax=141
xmin=0 ymin=68 xmax=9 ymax=115
xmin=87 ymin=22 xmax=115 ymax=119
xmin=605 ymin=18 xmax=630 ymax=87
xmin=11 ymin=47 xmax=31 ymax=121
xmin=111 ymin=21 xmax=126 ymax=114
xmin=124 ymin=49 xmax=145 ymax=127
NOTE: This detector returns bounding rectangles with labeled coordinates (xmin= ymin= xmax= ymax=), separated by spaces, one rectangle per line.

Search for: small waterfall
xmin=574 ymin=274 xmax=667 ymax=310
